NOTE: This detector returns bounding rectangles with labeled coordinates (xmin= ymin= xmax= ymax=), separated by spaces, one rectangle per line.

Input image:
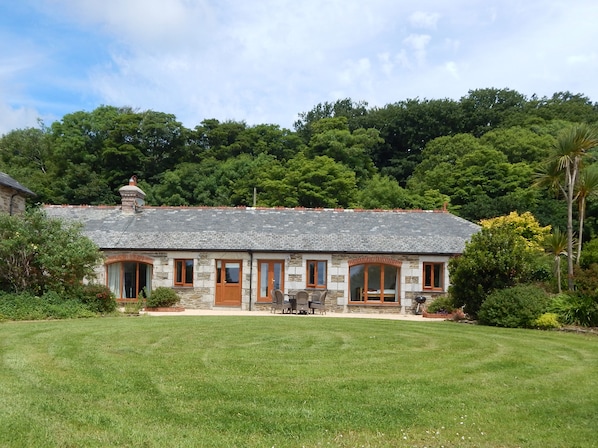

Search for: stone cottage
xmin=44 ymin=178 xmax=480 ymax=314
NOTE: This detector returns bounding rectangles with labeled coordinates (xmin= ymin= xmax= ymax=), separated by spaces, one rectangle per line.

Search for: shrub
xmin=449 ymin=225 xmax=546 ymax=318
xmin=478 ymin=284 xmax=550 ymax=328
xmin=75 ymin=284 xmax=117 ymax=314
xmin=0 ymin=209 xmax=103 ymax=295
xmin=0 ymin=291 xmax=95 ymax=320
xmin=579 ymin=238 xmax=598 ymax=268
xmin=145 ymin=287 xmax=180 ymax=308
xmin=549 ymin=293 xmax=598 ymax=327
xmin=426 ymin=296 xmax=456 ymax=314
xmin=534 ymin=313 xmax=561 ymax=330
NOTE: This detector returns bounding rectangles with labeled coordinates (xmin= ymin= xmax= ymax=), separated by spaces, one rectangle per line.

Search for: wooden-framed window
xmin=423 ymin=262 xmax=444 ymax=291
xmin=174 ymin=259 xmax=194 ymax=287
xmin=307 ymin=260 xmax=327 ymax=289
xmin=349 ymin=263 xmax=399 ymax=304
xmin=107 ymin=261 xmax=152 ymax=301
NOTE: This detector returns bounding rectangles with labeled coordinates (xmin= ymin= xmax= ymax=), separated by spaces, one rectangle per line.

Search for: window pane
xmin=383 ymin=265 xmax=398 ymax=302
xmin=107 ymin=263 xmax=121 ymax=298
xmin=367 ymin=264 xmax=381 ymax=292
xmin=433 ymin=264 xmax=442 ymax=288
xmin=308 ymin=262 xmax=316 ymax=285
xmin=273 ymin=262 xmax=282 ymax=290
xmin=424 ymin=264 xmax=432 ymax=287
xmin=260 ymin=263 xmax=268 ymax=297
xmin=317 ymin=261 xmax=326 ymax=286
xmin=138 ymin=263 xmax=150 ymax=296
xmin=225 ymin=262 xmax=240 ymax=283
xmin=175 ymin=260 xmax=183 ymax=284
xmin=216 ymin=260 xmax=222 ymax=284
xmin=123 ymin=262 xmax=137 ymax=298
xmin=184 ymin=260 xmax=193 ymax=284
xmin=350 ymin=265 xmax=365 ymax=301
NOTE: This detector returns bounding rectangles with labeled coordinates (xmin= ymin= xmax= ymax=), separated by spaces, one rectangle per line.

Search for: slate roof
xmin=44 ymin=205 xmax=480 ymax=255
xmin=0 ymin=172 xmax=35 ymax=196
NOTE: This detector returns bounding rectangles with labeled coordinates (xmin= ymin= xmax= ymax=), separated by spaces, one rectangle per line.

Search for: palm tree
xmin=553 ymin=124 xmax=598 ymax=290
xmin=575 ymin=166 xmax=598 ymax=263
xmin=544 ymin=228 xmax=569 ymax=293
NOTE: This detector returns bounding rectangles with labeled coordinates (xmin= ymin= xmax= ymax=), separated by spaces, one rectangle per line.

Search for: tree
xmin=306 ymin=117 xmax=380 ymax=185
xmin=257 ymin=153 xmax=357 ymax=208
xmin=357 ymin=98 xmax=464 ymax=184
xmin=525 ymin=91 xmax=598 ymax=124
xmin=294 ymin=98 xmax=368 ymax=142
xmin=355 ymin=174 xmax=415 ymax=209
xmin=409 ymin=134 xmax=536 ymax=220
xmin=479 ymin=126 xmax=554 ymax=165
xmin=548 ymin=124 xmax=598 ymax=289
xmin=480 ymin=211 xmax=551 ymax=252
xmin=544 ymin=228 xmax=568 ymax=293
xmin=0 ymin=124 xmax=56 ymax=203
xmin=460 ymin=87 xmax=527 ymax=137
xmin=0 ymin=209 xmax=102 ymax=295
xmin=574 ymin=166 xmax=598 ymax=263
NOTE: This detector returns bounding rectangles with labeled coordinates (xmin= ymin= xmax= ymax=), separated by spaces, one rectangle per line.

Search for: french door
xmin=258 ymin=260 xmax=285 ymax=302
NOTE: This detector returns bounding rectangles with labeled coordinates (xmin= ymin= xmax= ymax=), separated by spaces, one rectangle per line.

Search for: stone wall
xmin=0 ymin=185 xmax=26 ymax=215
xmin=98 ymin=250 xmax=453 ymax=314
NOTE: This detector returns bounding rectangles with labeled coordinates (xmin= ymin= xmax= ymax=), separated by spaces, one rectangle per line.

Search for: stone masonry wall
xmin=0 ymin=185 xmax=26 ymax=215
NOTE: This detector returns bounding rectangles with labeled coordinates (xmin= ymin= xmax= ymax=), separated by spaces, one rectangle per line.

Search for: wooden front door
xmin=215 ymin=260 xmax=242 ymax=306
xmin=258 ymin=260 xmax=285 ymax=302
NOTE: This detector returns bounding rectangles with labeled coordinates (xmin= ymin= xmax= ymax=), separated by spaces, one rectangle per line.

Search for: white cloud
xmin=0 ymin=104 xmax=41 ymax=136
xmin=444 ymin=61 xmax=460 ymax=80
xmin=3 ymin=0 xmax=598 ymax=133
xmin=403 ymin=34 xmax=432 ymax=66
xmin=409 ymin=11 xmax=440 ymax=29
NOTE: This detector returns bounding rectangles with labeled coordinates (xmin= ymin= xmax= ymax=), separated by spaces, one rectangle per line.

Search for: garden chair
xmin=309 ymin=290 xmax=327 ymax=314
xmin=271 ymin=289 xmax=292 ymax=314
xmin=295 ymin=290 xmax=310 ymax=314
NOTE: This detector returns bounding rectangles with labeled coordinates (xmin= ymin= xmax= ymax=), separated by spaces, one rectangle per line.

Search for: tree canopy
xmin=1 ymin=87 xmax=598 ymax=235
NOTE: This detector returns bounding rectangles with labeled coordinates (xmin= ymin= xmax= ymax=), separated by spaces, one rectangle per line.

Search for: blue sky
xmin=1 ymin=0 xmax=597 ymax=135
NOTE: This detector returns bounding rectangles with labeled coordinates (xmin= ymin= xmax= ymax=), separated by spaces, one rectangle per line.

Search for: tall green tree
xmin=306 ymin=117 xmax=379 ymax=185
xmin=0 ymin=124 xmax=55 ymax=203
xmin=357 ymin=98 xmax=464 ymax=184
xmin=294 ymin=98 xmax=368 ymax=142
xmin=460 ymin=87 xmax=527 ymax=137
xmin=551 ymin=124 xmax=598 ymax=289
xmin=257 ymin=153 xmax=356 ymax=208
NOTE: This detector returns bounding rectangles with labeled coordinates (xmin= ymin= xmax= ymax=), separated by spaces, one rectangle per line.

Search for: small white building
xmin=44 ymin=178 xmax=479 ymax=314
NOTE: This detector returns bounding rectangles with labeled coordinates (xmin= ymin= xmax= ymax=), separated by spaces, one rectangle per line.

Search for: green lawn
xmin=0 ymin=316 xmax=596 ymax=447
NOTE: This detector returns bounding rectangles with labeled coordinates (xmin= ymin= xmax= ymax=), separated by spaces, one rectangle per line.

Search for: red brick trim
xmin=105 ymin=254 xmax=154 ymax=265
xmin=348 ymin=256 xmax=402 ymax=267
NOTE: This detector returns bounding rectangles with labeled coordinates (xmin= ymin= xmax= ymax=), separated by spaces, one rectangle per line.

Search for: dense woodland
xmin=2 ymin=87 xmax=598 ymax=235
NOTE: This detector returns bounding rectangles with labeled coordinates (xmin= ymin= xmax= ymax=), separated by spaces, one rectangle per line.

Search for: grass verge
xmin=0 ymin=317 xmax=596 ymax=447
